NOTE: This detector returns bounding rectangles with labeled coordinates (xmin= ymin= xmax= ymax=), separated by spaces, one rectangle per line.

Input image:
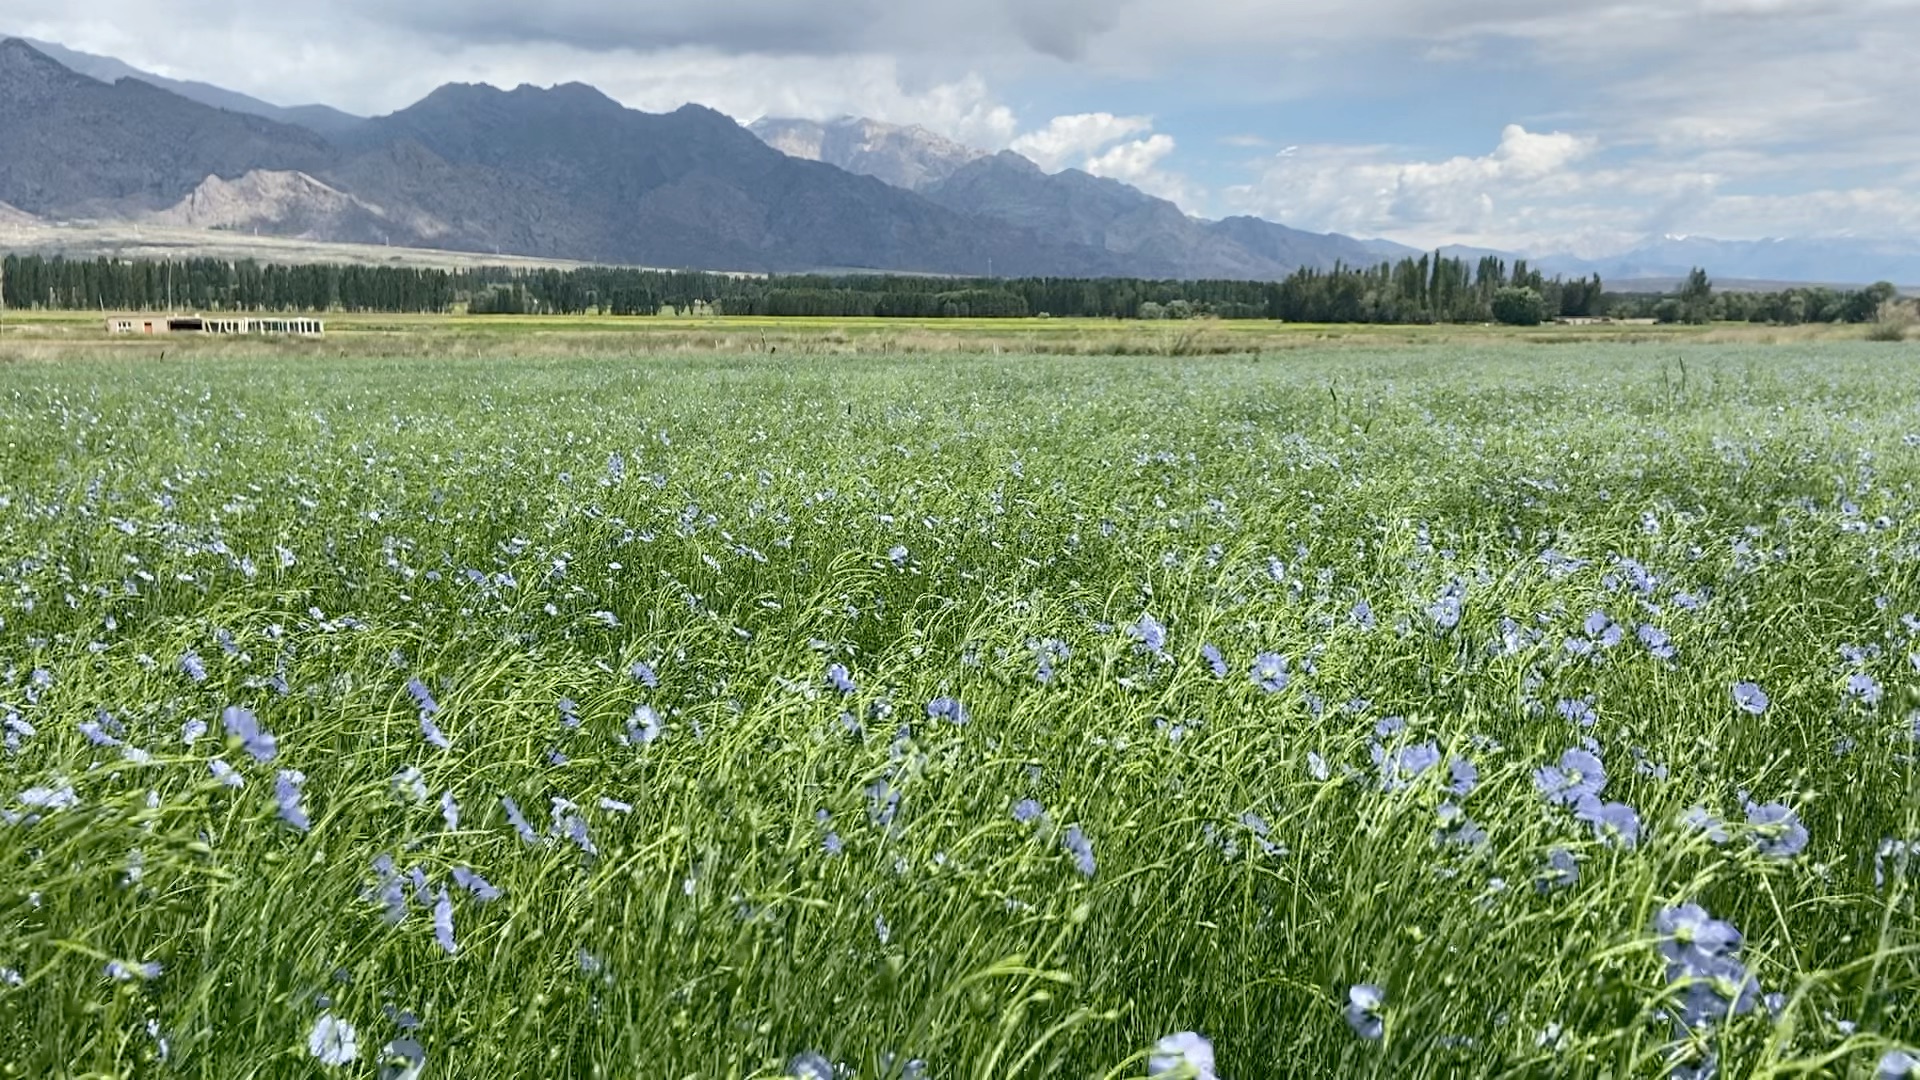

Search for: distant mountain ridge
xmin=756 ymin=121 xmax=1406 ymax=279
xmin=10 ymin=36 xmax=364 ymax=136
xmin=1538 ymin=237 xmax=1920 ymax=289
xmin=0 ymin=37 xmax=1392 ymax=279
xmin=0 ymin=40 xmax=1126 ymax=276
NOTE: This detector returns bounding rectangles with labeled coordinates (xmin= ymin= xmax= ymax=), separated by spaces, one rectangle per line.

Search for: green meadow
xmin=1 ymin=339 xmax=1918 ymax=1078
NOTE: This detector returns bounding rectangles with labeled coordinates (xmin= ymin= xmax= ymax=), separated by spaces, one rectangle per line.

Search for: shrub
xmin=1867 ymin=299 xmax=1915 ymax=341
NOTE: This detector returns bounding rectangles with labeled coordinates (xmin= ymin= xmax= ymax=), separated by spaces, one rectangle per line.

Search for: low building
xmin=107 ymin=315 xmax=324 ymax=336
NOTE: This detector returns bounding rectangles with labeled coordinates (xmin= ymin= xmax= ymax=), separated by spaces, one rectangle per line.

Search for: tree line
xmin=0 ymin=252 xmax=1905 ymax=326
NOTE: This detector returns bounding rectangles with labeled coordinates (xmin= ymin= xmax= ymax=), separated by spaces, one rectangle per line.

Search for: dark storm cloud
xmin=343 ymin=0 xmax=1131 ymax=60
xmin=372 ymin=0 xmax=898 ymax=56
xmin=1007 ymin=0 xmax=1129 ymax=60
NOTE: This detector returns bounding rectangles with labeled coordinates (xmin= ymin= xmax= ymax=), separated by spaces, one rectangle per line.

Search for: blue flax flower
xmin=1679 ymin=806 xmax=1729 ymax=844
xmin=1744 ymin=800 xmax=1808 ymax=859
xmin=925 ymin=696 xmax=969 ymax=725
xmin=1536 ymin=847 xmax=1579 ymax=892
xmin=1673 ymin=954 xmax=1758 ymax=1026
xmin=1574 ymin=795 xmax=1639 ymax=848
xmin=1250 ymin=652 xmax=1290 ymax=693
xmin=1200 ymin=643 xmax=1228 ymax=678
xmin=1428 ymin=587 xmax=1463 ymax=632
xmin=1731 ymin=681 xmax=1769 ymax=715
xmin=1345 ymin=984 xmax=1385 ymax=1040
xmin=1637 ymin=624 xmax=1677 ymax=660
xmin=786 ymin=1052 xmax=834 ymax=1080
xmin=104 ymin=959 xmax=162 ymax=981
xmin=1128 ymin=613 xmax=1168 ymax=655
xmin=1374 ymin=741 xmax=1441 ymax=791
xmin=371 ymin=856 xmax=408 ymax=924
xmin=79 ymin=713 xmax=123 ymax=747
xmin=406 ymin=678 xmax=438 ymax=718
xmin=550 ymin=798 xmax=595 ymax=855
xmin=1655 ymin=904 xmax=1743 ymax=968
xmin=420 ymin=713 xmax=451 ymax=750
xmin=1534 ymin=749 xmax=1607 ymax=805
xmin=1436 ymin=803 xmax=1488 ymax=848
xmin=275 ymin=770 xmax=310 ymax=832
xmin=379 ymin=1038 xmax=426 ymax=1080
xmin=626 ymin=705 xmax=663 ymax=745
xmin=1149 ymin=1031 xmax=1217 ymax=1079
xmin=1062 ymin=824 xmax=1096 ymax=878
xmin=1555 ymin=697 xmax=1598 ymax=728
xmin=825 ymin=663 xmax=856 ymax=696
xmin=1847 ymin=672 xmax=1884 ymax=707
xmin=308 ymin=1012 xmax=358 ymax=1066
xmin=1445 ymin=755 xmax=1479 ymax=797
xmin=223 ymin=706 xmax=277 ymax=763
xmin=866 ymin=781 xmax=900 ymax=828
xmin=500 ymin=796 xmax=539 ymax=844
xmin=452 ymin=866 xmax=500 ymax=902
xmin=432 ymin=889 xmax=456 ymax=955
xmin=1880 ymin=1050 xmax=1920 ymax=1080
xmin=1351 ymin=599 xmax=1376 ymax=629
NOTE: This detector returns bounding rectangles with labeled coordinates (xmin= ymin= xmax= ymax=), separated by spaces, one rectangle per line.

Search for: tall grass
xmin=1 ymin=344 xmax=1917 ymax=1078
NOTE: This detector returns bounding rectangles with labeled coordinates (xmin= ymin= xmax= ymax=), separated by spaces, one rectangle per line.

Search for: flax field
xmin=2 ymin=343 xmax=1919 ymax=1079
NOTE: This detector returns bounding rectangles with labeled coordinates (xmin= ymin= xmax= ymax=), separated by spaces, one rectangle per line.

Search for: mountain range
xmin=2 ymin=35 xmax=1916 ymax=285
xmin=0 ymin=37 xmax=1410 ymax=279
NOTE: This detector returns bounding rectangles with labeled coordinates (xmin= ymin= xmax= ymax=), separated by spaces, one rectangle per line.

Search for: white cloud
xmin=1236 ymin=124 xmax=1597 ymax=242
xmin=1225 ymin=120 xmax=1920 ymax=255
xmin=1009 ymin=112 xmax=1153 ymax=170
xmin=1083 ymin=134 xmax=1195 ymax=205
xmin=1002 ymin=117 xmax=1198 ymax=208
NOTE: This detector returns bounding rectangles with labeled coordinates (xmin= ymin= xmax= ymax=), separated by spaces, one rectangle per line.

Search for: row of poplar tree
xmin=7 ymin=250 xmax=1896 ymax=326
xmin=0 ymin=252 xmax=1620 ymax=323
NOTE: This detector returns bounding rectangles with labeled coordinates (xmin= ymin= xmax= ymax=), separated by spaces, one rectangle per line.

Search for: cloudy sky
xmin=6 ymin=0 xmax=1917 ymax=255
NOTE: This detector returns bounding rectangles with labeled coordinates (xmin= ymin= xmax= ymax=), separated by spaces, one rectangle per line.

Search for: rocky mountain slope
xmin=0 ymin=39 xmax=335 ymax=216
xmin=149 ymin=170 xmax=400 ymax=243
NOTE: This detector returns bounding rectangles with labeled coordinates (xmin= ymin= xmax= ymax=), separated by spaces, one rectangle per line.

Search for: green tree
xmin=1491 ymin=287 xmax=1548 ymax=326
xmin=1680 ymin=267 xmax=1714 ymax=324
